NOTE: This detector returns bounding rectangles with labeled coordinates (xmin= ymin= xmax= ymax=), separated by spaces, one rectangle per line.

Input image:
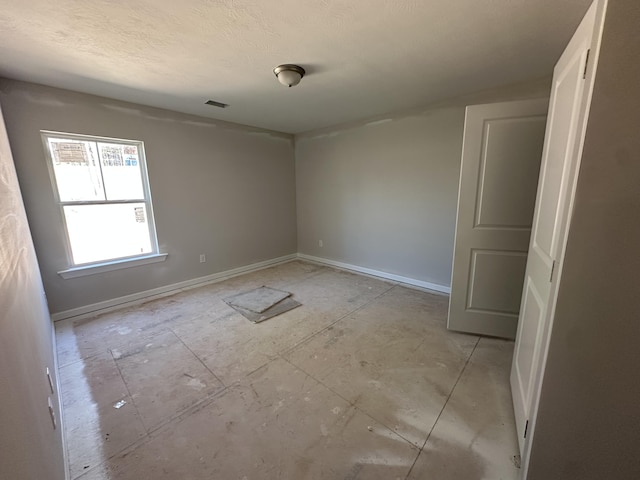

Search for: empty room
xmin=1 ymin=1 xmax=638 ymax=479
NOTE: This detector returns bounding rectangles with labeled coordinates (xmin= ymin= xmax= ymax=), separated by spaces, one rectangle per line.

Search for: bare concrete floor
xmin=55 ymin=261 xmax=520 ymax=480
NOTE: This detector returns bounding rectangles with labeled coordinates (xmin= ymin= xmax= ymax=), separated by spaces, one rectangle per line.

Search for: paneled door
xmin=511 ymin=0 xmax=606 ymax=462
xmin=448 ymin=99 xmax=548 ymax=339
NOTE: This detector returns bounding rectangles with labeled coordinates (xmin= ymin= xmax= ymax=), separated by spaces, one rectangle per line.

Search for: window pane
xmin=97 ymin=143 xmax=145 ymax=200
xmin=63 ymin=203 xmax=152 ymax=265
xmin=48 ymin=139 xmax=105 ymax=201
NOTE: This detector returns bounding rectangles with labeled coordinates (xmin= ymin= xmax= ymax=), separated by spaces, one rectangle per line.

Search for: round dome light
xmin=273 ymin=64 xmax=306 ymax=88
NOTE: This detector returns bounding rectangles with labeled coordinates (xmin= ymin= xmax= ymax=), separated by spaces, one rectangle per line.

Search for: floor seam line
xmin=144 ymin=385 xmax=231 ymax=436
xmin=279 ymin=283 xmax=397 ymax=357
xmin=404 ymin=336 xmax=482 ymax=480
xmin=72 ymin=350 xmax=156 ymax=479
xmin=279 ymin=267 xmax=329 ymax=289
xmin=56 ymin=350 xmax=103 ymax=370
xmin=168 ymin=327 xmax=226 ymax=388
xmin=108 ymin=347 xmax=150 ymax=435
xmin=72 ymin=434 xmax=149 ymax=480
xmin=74 ymin=384 xmax=234 ymax=479
xmin=280 ymin=355 xmax=418 ymax=448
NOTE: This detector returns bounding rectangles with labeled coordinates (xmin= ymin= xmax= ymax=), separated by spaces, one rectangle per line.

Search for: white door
xmin=448 ymin=100 xmax=548 ymax=339
xmin=510 ymin=0 xmax=606 ymax=458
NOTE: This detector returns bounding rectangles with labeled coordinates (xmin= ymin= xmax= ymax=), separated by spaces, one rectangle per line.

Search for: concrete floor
xmin=55 ymin=261 xmax=521 ymax=479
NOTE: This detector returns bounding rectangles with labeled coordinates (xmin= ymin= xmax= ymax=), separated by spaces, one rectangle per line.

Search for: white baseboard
xmin=51 ymin=252 xmax=450 ymax=322
xmin=51 ymin=254 xmax=297 ymax=322
xmin=297 ymin=253 xmax=451 ymax=295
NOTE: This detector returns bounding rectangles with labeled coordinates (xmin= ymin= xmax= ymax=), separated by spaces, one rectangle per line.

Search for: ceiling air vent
xmin=205 ymin=100 xmax=228 ymax=108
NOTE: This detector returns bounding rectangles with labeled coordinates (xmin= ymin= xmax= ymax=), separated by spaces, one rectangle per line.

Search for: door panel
xmin=510 ymin=0 xmax=605 ymax=460
xmin=467 ymin=250 xmax=528 ymax=315
xmin=476 ymin=119 xmax=545 ymax=229
xmin=513 ymin=278 xmax=544 ymax=422
xmin=532 ymin=52 xmax=589 ymax=259
xmin=448 ymin=100 xmax=548 ymax=339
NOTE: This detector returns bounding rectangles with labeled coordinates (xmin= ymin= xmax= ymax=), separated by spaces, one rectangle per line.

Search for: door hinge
xmin=583 ymin=49 xmax=591 ymax=79
xmin=549 ymin=260 xmax=556 ymax=282
xmin=524 ymin=420 xmax=529 ymax=438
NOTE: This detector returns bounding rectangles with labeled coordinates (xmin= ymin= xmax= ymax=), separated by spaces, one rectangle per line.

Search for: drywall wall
xmin=0 ymin=79 xmax=297 ymax=315
xmin=527 ymin=0 xmax=640 ymax=478
xmin=295 ymin=79 xmax=551 ymax=289
xmin=0 ymin=104 xmax=66 ymax=479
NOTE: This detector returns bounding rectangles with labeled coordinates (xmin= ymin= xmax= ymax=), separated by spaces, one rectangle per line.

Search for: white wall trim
xmin=297 ymin=253 xmax=451 ymax=295
xmin=58 ymin=253 xmax=168 ymax=279
xmin=51 ymin=254 xmax=297 ymax=322
xmin=50 ymin=320 xmax=71 ymax=480
xmin=51 ymin=252 xmax=451 ymax=322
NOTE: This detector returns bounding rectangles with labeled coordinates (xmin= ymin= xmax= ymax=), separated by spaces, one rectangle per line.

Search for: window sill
xmin=58 ymin=253 xmax=168 ymax=279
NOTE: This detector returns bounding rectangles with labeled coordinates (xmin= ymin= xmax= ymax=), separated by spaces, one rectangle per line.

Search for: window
xmin=42 ymin=131 xmax=165 ymax=277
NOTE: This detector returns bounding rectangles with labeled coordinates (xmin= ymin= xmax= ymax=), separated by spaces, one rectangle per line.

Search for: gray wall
xmin=0 ymin=104 xmax=66 ymax=479
xmin=295 ymin=79 xmax=551 ymax=290
xmin=528 ymin=0 xmax=640 ymax=478
xmin=0 ymin=79 xmax=297 ymax=315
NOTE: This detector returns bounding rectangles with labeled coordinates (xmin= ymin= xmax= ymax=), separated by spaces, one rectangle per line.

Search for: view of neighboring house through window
xmin=42 ymin=131 xmax=158 ymax=266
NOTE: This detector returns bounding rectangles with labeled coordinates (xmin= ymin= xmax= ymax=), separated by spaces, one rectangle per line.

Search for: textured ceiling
xmin=0 ymin=0 xmax=592 ymax=134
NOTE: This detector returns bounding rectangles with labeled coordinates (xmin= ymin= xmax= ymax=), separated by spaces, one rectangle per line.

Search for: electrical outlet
xmin=199 ymin=254 xmax=206 ymax=263
xmin=319 ymin=240 xmax=323 ymax=248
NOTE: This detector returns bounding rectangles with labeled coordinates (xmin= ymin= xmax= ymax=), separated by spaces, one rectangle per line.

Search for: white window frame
xmin=41 ymin=130 xmax=167 ymax=279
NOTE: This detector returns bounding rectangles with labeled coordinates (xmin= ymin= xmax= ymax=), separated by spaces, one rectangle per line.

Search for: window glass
xmin=48 ymin=138 xmax=105 ymax=202
xmin=63 ymin=203 xmax=152 ymax=264
xmin=43 ymin=131 xmax=158 ymax=267
xmin=97 ymin=142 xmax=145 ymax=201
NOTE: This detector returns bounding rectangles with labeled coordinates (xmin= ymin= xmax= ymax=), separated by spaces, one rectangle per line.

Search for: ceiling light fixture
xmin=273 ymin=64 xmax=305 ymax=87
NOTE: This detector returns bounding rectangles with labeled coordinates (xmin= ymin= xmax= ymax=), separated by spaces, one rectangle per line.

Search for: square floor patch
xmin=223 ymin=286 xmax=301 ymax=323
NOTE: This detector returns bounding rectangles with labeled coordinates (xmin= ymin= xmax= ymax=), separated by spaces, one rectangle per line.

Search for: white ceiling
xmin=0 ymin=0 xmax=592 ymax=134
